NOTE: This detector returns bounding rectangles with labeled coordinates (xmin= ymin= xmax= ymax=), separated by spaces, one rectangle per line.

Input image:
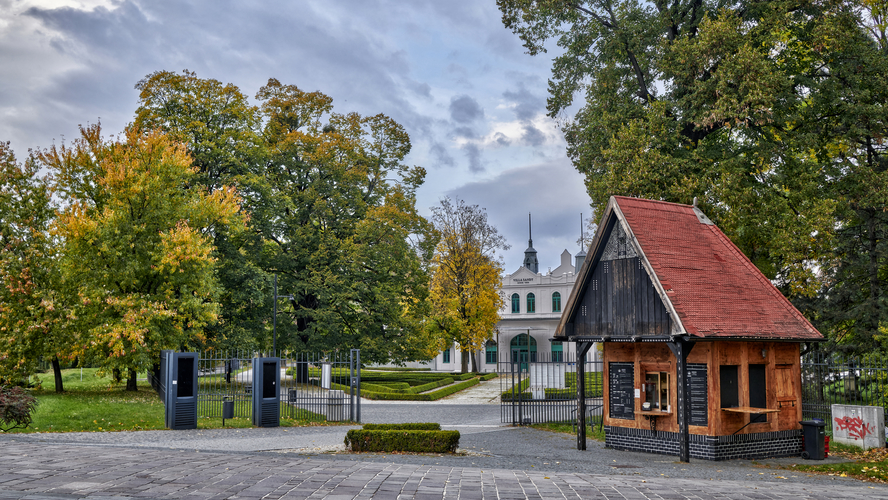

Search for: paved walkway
xmin=0 ymin=440 xmax=885 ymax=500
xmin=2 ymin=400 xmax=887 ymax=499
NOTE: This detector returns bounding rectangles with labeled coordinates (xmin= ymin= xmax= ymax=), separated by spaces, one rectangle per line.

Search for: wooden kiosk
xmin=555 ymin=197 xmax=823 ymax=461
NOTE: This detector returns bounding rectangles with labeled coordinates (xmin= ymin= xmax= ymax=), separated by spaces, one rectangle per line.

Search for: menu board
xmin=687 ymin=363 xmax=708 ymax=426
xmin=609 ymin=362 xmax=635 ymax=420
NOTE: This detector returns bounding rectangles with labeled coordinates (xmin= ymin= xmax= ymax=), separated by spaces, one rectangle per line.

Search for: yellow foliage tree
xmin=428 ymin=198 xmax=508 ymax=373
xmin=42 ymin=124 xmax=242 ymax=390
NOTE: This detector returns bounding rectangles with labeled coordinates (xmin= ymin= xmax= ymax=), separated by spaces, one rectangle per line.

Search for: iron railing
xmin=499 ymin=351 xmax=604 ymax=425
xmin=195 ymin=349 xmax=361 ymax=423
xmin=801 ymin=350 xmax=888 ymax=431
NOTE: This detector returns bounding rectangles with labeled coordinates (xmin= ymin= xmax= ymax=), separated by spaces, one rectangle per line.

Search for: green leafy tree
xmin=0 ymin=143 xmax=68 ymax=390
xmin=498 ymin=0 xmax=887 ymax=350
xmin=428 ymin=198 xmax=508 ymax=373
xmin=252 ymin=78 xmax=440 ymax=362
xmin=134 ymin=70 xmax=269 ymax=351
xmin=42 ymin=124 xmax=242 ymax=389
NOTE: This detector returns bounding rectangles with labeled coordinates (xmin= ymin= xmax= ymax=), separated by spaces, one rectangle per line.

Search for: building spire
xmin=575 ymin=213 xmax=587 ymax=271
xmin=528 ymin=213 xmax=533 ymax=247
xmin=523 ymin=213 xmax=539 ymax=273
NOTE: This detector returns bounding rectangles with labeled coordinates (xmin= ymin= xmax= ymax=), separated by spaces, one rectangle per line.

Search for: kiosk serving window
xmin=643 ymin=371 xmax=670 ymax=411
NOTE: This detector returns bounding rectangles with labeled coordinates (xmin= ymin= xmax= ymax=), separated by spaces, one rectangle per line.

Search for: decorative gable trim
xmin=610 ymin=201 xmax=685 ymax=336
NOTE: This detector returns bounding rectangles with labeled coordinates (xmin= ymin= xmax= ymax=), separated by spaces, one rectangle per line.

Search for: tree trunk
xmin=51 ymin=356 xmax=64 ymax=393
xmin=112 ymin=368 xmax=121 ymax=383
xmin=461 ymin=350 xmax=469 ymax=373
xmin=126 ymin=369 xmax=138 ymax=391
xmin=867 ymin=212 xmax=881 ymax=342
xmin=470 ymin=350 xmax=477 ymax=373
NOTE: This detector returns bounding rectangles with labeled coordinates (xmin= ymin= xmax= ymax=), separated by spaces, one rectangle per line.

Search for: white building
xmin=425 ymin=218 xmax=597 ymax=372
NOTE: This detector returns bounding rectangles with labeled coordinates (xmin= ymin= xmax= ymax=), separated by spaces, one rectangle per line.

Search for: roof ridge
xmin=613 ymin=196 xmax=693 ymax=209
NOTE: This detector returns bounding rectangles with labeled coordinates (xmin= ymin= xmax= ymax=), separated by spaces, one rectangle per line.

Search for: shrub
xmin=364 ymin=378 xmax=479 ymax=401
xmin=365 ymin=367 xmax=431 ymax=372
xmin=480 ymin=372 xmax=498 ymax=381
xmin=405 ymin=377 xmax=453 ymax=394
xmin=0 ymin=385 xmax=38 ymax=432
xmin=362 ymin=423 xmax=440 ymax=431
xmin=345 ymin=429 xmax=460 ymax=453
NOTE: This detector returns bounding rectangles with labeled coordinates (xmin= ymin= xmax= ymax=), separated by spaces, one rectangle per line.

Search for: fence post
xmin=351 ymin=348 xmax=361 ymax=423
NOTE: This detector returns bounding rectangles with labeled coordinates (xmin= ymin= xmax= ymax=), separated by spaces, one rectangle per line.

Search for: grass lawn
xmin=784 ymin=441 xmax=888 ymax=483
xmin=530 ymin=418 xmax=605 ymax=442
xmin=5 ymin=368 xmax=341 ymax=433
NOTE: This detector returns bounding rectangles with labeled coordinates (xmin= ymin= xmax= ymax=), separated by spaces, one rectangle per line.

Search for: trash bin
xmin=799 ymin=420 xmax=826 ymax=460
xmin=222 ymin=396 xmax=234 ymax=425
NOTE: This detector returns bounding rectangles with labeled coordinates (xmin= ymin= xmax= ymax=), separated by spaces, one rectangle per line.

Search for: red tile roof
xmin=614 ymin=196 xmax=822 ymax=340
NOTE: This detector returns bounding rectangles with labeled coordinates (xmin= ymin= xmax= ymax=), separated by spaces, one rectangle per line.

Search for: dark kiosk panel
xmin=252 ymin=357 xmax=280 ymax=428
xmin=163 ymin=351 xmax=198 ymax=430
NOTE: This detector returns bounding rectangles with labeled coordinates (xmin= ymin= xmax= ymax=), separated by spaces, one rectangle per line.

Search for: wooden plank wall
xmin=603 ymin=341 xmax=803 ymax=437
xmin=573 ymin=257 xmax=671 ymax=337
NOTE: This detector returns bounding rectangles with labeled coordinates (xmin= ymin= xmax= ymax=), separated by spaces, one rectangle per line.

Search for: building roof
xmin=557 ymin=196 xmax=823 ymax=341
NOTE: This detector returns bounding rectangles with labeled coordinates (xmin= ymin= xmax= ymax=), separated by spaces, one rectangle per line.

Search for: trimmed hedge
xmin=372 ymin=382 xmax=411 ymax=390
xmin=362 ymin=423 xmax=440 ymax=430
xmin=366 ymin=367 xmax=431 ymax=372
xmin=405 ymin=377 xmax=453 ymax=394
xmin=345 ymin=429 xmax=460 ymax=453
xmin=361 ymin=378 xmax=479 ymax=401
xmin=480 ymin=372 xmax=498 ymax=381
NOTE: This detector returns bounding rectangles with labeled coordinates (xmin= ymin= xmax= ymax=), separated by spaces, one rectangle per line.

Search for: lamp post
xmin=273 ymin=273 xmax=294 ymax=356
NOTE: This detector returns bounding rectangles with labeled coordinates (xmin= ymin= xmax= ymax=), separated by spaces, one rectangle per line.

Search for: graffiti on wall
xmin=834 ymin=415 xmax=875 ymax=440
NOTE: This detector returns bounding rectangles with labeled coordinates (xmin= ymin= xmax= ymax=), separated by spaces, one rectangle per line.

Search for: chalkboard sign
xmin=609 ymin=362 xmax=635 ymax=420
xmin=687 ymin=363 xmax=708 ymax=426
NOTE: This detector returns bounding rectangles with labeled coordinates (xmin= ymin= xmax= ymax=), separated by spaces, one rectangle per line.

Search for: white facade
xmin=377 ymin=240 xmax=596 ymax=372
xmin=429 ymin=248 xmax=595 ymax=373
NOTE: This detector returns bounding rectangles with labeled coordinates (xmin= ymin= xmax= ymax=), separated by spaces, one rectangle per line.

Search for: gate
xmin=194 ymin=349 xmax=361 ymax=424
xmin=801 ymin=350 xmax=888 ymax=430
xmin=499 ymin=351 xmax=603 ymax=425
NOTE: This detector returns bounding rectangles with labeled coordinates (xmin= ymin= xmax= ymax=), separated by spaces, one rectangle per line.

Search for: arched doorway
xmin=510 ymin=333 xmax=537 ymax=370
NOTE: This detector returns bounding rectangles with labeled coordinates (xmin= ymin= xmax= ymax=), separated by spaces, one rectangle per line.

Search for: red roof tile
xmin=614 ymin=196 xmax=822 ymax=340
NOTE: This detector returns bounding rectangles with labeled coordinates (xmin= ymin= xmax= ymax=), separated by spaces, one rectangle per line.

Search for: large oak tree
xmin=498 ymin=0 xmax=888 ymax=351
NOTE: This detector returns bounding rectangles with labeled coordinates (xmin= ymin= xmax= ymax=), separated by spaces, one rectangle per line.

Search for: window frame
xmin=526 ymin=292 xmax=535 ymax=313
xmin=511 ymin=293 xmax=520 ymax=313
xmin=642 ymin=371 xmax=670 ymax=412
xmin=552 ymin=291 xmax=561 ymax=313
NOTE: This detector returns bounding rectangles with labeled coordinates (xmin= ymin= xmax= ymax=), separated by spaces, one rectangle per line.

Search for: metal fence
xmin=801 ymin=350 xmax=888 ymax=430
xmin=194 ymin=349 xmax=361 ymax=423
xmin=498 ymin=351 xmax=603 ymax=425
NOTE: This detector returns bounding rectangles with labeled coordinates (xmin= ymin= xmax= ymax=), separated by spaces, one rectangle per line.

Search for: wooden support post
xmin=668 ymin=338 xmax=695 ymax=463
xmin=575 ymin=341 xmax=593 ymax=451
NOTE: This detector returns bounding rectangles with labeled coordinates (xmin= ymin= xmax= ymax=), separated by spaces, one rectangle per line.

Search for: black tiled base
xmin=604 ymin=426 xmax=803 ymax=461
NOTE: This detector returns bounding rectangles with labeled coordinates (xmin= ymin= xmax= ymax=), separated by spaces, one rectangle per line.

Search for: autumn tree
xmin=428 ymin=198 xmax=508 ymax=373
xmin=134 ymin=70 xmax=267 ymax=351
xmin=0 ymin=143 xmax=68 ymax=390
xmin=43 ymin=125 xmax=242 ymax=390
xmin=498 ymin=0 xmax=888 ymax=351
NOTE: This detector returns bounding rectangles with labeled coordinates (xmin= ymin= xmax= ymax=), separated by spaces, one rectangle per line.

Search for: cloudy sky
xmin=1 ymin=0 xmax=593 ymax=272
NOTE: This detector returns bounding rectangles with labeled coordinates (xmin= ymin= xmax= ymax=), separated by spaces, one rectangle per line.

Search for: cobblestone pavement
xmin=2 ymin=398 xmax=887 ymax=499
xmin=1 ymin=441 xmax=886 ymax=500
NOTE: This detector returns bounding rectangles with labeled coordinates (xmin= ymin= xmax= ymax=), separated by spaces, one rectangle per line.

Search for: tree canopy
xmin=428 ymin=197 xmax=509 ymax=372
xmin=42 ymin=125 xmax=242 ymax=386
xmin=133 ymin=72 xmax=441 ymax=362
xmin=0 ymin=143 xmax=65 ymax=387
xmin=498 ymin=0 xmax=888 ymax=352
